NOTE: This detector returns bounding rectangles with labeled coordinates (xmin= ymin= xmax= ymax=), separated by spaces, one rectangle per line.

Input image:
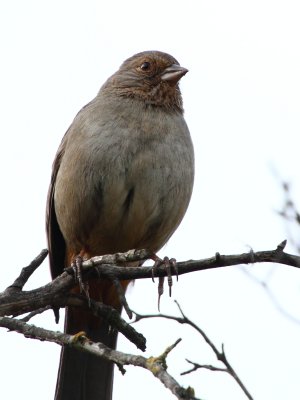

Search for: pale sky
xmin=0 ymin=1 xmax=300 ymax=399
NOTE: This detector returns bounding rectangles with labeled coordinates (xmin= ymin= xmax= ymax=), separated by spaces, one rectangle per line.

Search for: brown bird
xmin=46 ymin=50 xmax=194 ymax=400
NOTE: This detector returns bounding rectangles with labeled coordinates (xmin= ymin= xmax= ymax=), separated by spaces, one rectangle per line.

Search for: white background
xmin=0 ymin=1 xmax=300 ymax=399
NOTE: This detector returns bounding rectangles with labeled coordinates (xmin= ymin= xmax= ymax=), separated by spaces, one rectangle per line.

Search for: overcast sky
xmin=1 ymin=1 xmax=300 ymax=399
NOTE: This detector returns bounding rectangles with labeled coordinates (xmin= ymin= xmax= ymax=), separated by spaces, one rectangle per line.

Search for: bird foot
xmin=71 ymin=331 xmax=89 ymax=344
xmin=71 ymin=255 xmax=90 ymax=300
xmin=151 ymin=255 xmax=178 ymax=311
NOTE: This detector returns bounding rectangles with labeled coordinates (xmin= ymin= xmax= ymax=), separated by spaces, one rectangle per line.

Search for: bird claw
xmin=72 ymin=255 xmax=83 ymax=290
xmin=151 ymin=255 xmax=178 ymax=311
xmin=71 ymin=331 xmax=89 ymax=344
xmin=72 ymin=255 xmax=90 ymax=301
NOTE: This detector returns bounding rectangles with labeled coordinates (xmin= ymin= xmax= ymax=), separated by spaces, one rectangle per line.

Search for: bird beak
xmin=161 ymin=64 xmax=188 ymax=85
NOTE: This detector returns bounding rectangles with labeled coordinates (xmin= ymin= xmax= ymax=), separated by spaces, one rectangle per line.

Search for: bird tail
xmin=55 ymin=305 xmax=118 ymax=400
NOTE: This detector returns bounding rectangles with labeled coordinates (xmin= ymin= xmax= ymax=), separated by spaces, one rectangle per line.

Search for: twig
xmin=112 ymin=277 xmax=133 ymax=319
xmin=183 ymin=360 xmax=227 ymax=374
xmin=20 ymin=306 xmax=52 ymax=322
xmin=277 ymin=181 xmax=300 ymax=253
xmin=5 ymin=249 xmax=48 ymax=293
xmin=132 ymin=301 xmax=253 ymax=400
xmin=241 ymin=267 xmax=300 ymax=324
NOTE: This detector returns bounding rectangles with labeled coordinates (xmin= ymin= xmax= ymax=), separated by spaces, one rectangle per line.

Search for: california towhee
xmin=46 ymin=50 xmax=194 ymax=400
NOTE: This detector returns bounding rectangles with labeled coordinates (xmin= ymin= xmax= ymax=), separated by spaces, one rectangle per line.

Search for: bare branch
xmin=0 ymin=316 xmax=200 ymax=400
xmin=66 ymin=294 xmax=146 ymax=350
xmin=1 ymin=242 xmax=298 ymax=323
xmin=132 ymin=301 xmax=253 ymax=400
xmin=0 ymin=242 xmax=298 ymax=349
xmin=5 ymin=249 xmax=48 ymax=293
xmin=74 ymin=241 xmax=300 ymax=282
xmin=1 ymin=286 xmax=146 ymax=350
xmin=0 ymin=241 xmax=299 ymax=397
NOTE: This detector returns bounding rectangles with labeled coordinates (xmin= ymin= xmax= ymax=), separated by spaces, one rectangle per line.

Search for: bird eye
xmin=140 ymin=61 xmax=151 ymax=71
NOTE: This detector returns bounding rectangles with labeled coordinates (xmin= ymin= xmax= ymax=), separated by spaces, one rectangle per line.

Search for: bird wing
xmin=46 ymin=135 xmax=68 ymax=280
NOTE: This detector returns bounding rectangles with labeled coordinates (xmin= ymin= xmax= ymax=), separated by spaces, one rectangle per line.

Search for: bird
xmin=46 ymin=50 xmax=194 ymax=400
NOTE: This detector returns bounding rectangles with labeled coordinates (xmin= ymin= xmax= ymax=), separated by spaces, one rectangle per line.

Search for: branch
xmin=0 ymin=316 xmax=200 ymax=400
xmin=1 ymin=242 xmax=297 ymax=398
xmin=66 ymin=294 xmax=146 ymax=350
xmin=132 ymin=301 xmax=253 ymax=400
xmin=0 ymin=270 xmax=146 ymax=350
xmin=0 ymin=241 xmax=297 ymax=337
xmin=0 ymin=241 xmax=298 ymax=355
xmin=71 ymin=240 xmax=300 ymax=281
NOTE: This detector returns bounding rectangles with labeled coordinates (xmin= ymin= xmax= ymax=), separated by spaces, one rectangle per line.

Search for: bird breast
xmin=54 ymin=95 xmax=194 ymax=256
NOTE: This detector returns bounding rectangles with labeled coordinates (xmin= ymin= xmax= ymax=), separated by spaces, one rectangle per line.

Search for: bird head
xmin=102 ymin=51 xmax=188 ymax=112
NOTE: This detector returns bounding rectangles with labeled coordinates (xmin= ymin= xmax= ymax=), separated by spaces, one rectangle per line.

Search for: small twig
xmin=277 ymin=181 xmax=300 ymax=254
xmin=182 ymin=359 xmax=227 ymax=374
xmin=20 ymin=306 xmax=52 ymax=322
xmin=112 ymin=278 xmax=132 ymax=319
xmin=241 ymin=267 xmax=300 ymax=324
xmin=163 ymin=338 xmax=182 ymax=357
xmin=146 ymin=338 xmax=182 ymax=371
xmin=5 ymin=249 xmax=48 ymax=293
